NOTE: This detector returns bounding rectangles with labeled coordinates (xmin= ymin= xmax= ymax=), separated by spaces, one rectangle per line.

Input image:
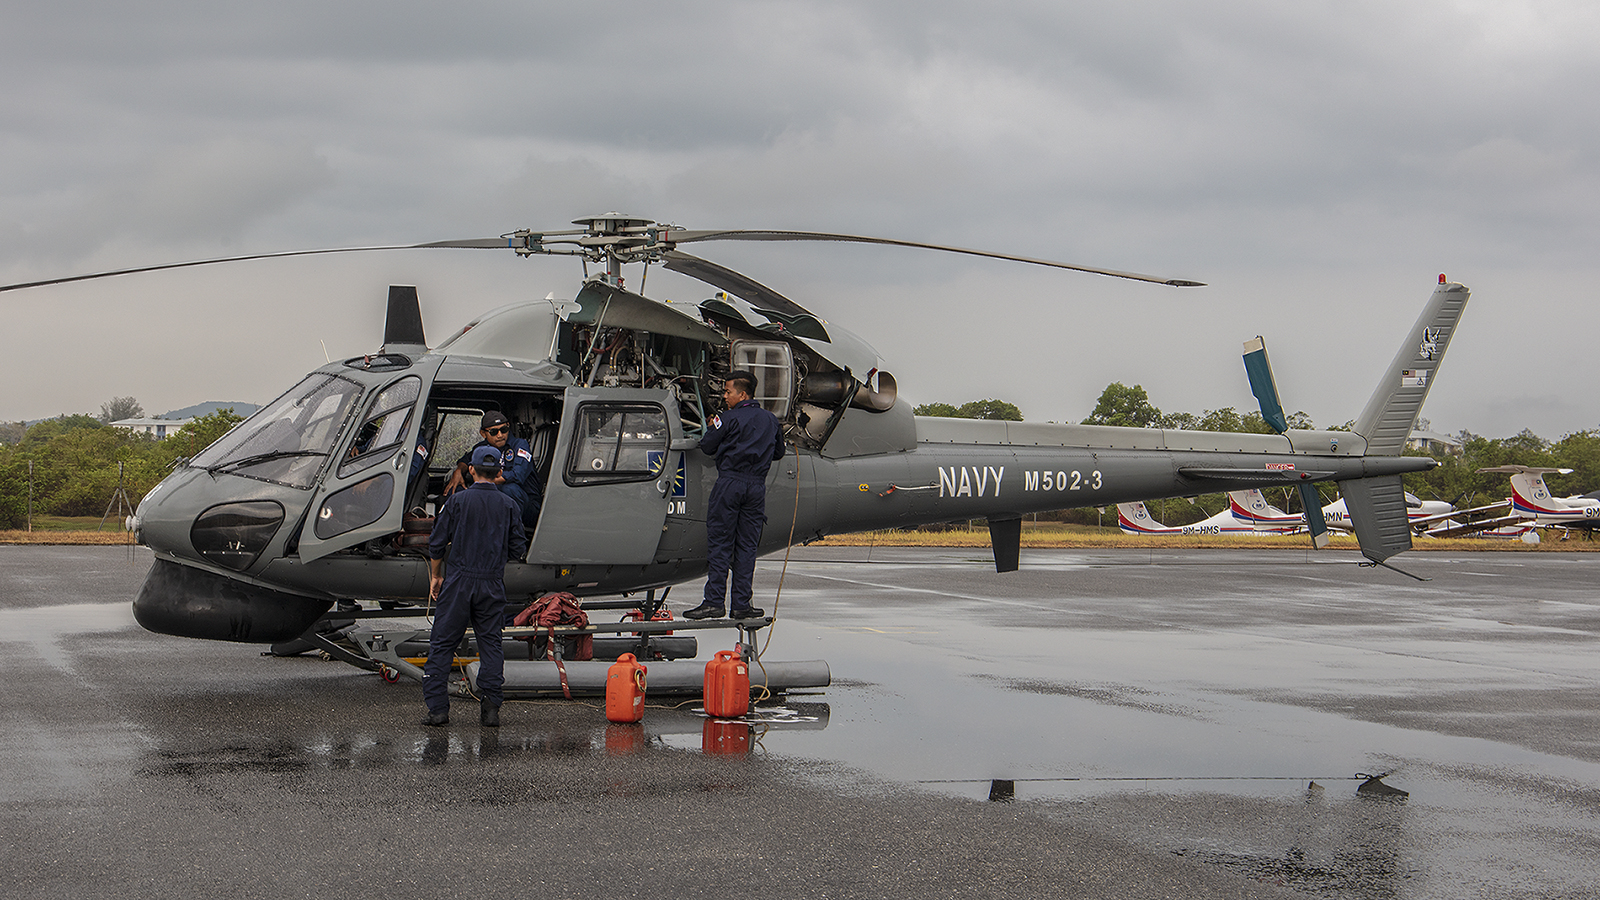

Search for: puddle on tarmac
xmin=729 ymin=584 xmax=1600 ymax=900
xmin=0 ymin=601 xmax=137 ymax=672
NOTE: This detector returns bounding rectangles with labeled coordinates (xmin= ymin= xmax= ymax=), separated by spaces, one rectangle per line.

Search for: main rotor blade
xmin=659 ymin=250 xmax=815 ymax=319
xmin=665 ymin=229 xmax=1205 ymax=287
xmin=0 ymin=239 xmax=515 ymax=294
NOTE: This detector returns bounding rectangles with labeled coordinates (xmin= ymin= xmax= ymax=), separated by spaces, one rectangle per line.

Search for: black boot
xmin=730 ymin=606 xmax=765 ymax=620
xmin=421 ymin=709 xmax=450 ymax=727
xmin=480 ymin=702 xmax=501 ymax=727
xmin=683 ymin=602 xmax=726 ymax=620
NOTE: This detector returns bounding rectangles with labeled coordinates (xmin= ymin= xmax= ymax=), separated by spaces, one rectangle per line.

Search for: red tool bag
xmin=513 ymin=592 xmax=592 ymax=699
xmin=514 ymin=592 xmax=593 ymax=661
xmin=512 ymin=592 xmax=595 ymax=698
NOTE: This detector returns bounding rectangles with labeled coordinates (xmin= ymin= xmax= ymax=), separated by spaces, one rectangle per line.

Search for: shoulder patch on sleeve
xmin=710 ymin=414 xmax=722 ymax=430
xmin=516 ymin=447 xmax=531 ymax=460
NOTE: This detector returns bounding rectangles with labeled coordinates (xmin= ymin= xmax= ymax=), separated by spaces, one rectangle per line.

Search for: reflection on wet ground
xmin=7 ymin=546 xmax=1600 ymax=897
xmin=739 ymin=548 xmax=1600 ymax=899
xmin=136 ymin=702 xmax=829 ymax=775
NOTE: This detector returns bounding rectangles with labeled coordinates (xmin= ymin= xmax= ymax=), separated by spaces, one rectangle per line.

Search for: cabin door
xmin=526 ymin=386 xmax=680 ymax=565
xmin=299 ymin=359 xmax=443 ymax=562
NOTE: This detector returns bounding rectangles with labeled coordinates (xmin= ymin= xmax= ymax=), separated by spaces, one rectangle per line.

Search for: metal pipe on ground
xmin=476 ymin=659 xmax=831 ymax=698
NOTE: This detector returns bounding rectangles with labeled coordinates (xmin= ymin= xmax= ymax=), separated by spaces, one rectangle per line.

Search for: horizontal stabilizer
xmin=1179 ymin=467 xmax=1334 ymax=484
xmin=1339 ymin=475 xmax=1413 ymax=563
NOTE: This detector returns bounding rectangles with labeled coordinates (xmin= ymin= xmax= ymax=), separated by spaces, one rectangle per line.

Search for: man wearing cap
xmin=685 ymin=369 xmax=786 ymax=621
xmin=422 ymin=444 xmax=528 ymax=727
xmin=444 ymin=411 xmax=542 ymax=532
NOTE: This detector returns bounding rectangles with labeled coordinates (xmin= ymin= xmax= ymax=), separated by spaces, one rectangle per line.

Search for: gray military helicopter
xmin=3 ymin=214 xmax=1464 ymax=648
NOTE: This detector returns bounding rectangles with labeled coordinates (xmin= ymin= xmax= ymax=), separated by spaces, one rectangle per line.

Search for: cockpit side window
xmin=338 ymin=376 xmax=422 ymax=478
xmin=190 ymin=373 xmax=365 ymax=489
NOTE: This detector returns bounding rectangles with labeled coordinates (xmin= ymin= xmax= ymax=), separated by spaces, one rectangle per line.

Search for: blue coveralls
xmin=699 ymin=399 xmax=785 ymax=611
xmin=422 ymin=481 xmax=529 ymax=714
xmin=458 ymin=436 xmax=543 ymax=529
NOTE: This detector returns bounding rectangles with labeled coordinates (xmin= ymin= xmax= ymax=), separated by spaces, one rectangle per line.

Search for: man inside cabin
xmin=444 ymin=410 xmax=542 ymax=532
xmin=685 ymin=369 xmax=786 ymax=621
xmin=422 ymin=444 xmax=528 ymax=727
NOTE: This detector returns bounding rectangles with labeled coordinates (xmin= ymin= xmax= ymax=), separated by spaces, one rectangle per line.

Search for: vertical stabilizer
xmin=1338 ymin=475 xmax=1413 ymax=563
xmin=988 ymin=517 xmax=1021 ymax=573
xmin=381 ymin=285 xmax=427 ymax=352
xmin=1353 ymin=278 xmax=1469 ymax=456
xmin=1118 ymin=502 xmax=1172 ymax=534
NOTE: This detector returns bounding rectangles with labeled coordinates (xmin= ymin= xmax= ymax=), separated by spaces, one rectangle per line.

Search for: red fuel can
xmin=605 ymin=653 xmax=648 ymax=723
xmin=703 ymin=649 xmax=750 ymax=718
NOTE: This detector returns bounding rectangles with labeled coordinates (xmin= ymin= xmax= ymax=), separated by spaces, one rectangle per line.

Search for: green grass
xmin=19 ymin=515 xmax=129 ymax=532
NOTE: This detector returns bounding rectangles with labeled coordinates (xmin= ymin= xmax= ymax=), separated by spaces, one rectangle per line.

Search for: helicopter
xmin=3 ymin=213 xmax=1465 ymax=645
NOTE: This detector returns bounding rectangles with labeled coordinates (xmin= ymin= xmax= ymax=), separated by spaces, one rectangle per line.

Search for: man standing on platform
xmin=421 ymin=445 xmax=528 ymax=727
xmin=685 ymin=369 xmax=785 ymax=621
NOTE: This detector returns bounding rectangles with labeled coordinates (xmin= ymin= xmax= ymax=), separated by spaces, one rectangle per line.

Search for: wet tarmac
xmin=4 ymin=545 xmax=1600 ymax=898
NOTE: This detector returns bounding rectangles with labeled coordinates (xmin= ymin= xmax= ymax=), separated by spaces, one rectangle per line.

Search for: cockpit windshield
xmin=190 ymin=373 xmax=364 ymax=488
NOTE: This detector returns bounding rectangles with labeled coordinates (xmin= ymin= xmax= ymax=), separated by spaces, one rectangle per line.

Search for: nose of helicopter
xmin=133 ymin=557 xmax=331 ymax=643
xmin=130 ymin=468 xmax=331 ymax=643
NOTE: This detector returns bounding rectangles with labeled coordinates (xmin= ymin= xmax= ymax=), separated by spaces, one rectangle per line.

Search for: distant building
xmin=111 ymin=417 xmax=192 ymax=439
xmin=1406 ymin=429 xmax=1463 ymax=457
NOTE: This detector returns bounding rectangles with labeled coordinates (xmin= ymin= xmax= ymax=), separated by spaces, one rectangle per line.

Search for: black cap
xmin=480 ymin=411 xmax=509 ymax=430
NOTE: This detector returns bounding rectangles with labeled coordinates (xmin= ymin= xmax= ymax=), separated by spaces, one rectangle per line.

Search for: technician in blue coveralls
xmin=443 ymin=410 xmax=542 ymax=531
xmin=422 ymin=444 xmax=529 ymax=727
xmin=685 ymin=369 xmax=786 ymax=621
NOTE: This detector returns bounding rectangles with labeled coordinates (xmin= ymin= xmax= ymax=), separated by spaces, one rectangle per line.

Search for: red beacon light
xmin=1439 ymin=273 xmax=1447 ymax=284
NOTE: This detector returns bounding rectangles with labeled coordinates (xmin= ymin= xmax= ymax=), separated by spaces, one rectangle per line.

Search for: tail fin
xmin=1511 ymin=471 xmax=1556 ymax=516
xmin=1338 ymin=475 xmax=1414 ymax=564
xmin=1479 ymin=465 xmax=1574 ymax=516
xmin=1118 ymin=502 xmax=1173 ymax=534
xmin=1353 ymin=277 xmax=1470 ymax=456
xmin=1228 ymin=489 xmax=1281 ymax=524
xmin=1341 ymin=276 xmax=1468 ymax=577
xmin=1228 ymin=489 xmax=1302 ymax=530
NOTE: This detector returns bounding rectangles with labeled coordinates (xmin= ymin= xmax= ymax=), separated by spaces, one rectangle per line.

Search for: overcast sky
xmin=4 ymin=1 xmax=1598 ymax=438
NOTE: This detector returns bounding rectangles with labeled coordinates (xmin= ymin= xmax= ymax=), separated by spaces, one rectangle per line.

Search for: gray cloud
xmin=3 ymin=1 xmax=1599 ymax=438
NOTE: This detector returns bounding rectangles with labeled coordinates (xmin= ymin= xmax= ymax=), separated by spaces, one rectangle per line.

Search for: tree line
xmin=0 ymin=404 xmax=243 ymax=529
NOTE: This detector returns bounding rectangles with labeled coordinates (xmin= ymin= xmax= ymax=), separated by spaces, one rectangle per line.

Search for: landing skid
xmin=273 ymin=598 xmax=831 ymax=699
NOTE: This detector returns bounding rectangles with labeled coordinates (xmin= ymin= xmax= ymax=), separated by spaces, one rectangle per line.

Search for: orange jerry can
xmin=605 ymin=653 xmax=648 ymax=723
xmin=703 ymin=649 xmax=750 ymax=718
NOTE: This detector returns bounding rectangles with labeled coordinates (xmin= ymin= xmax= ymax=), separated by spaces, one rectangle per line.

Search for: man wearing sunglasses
xmin=443 ymin=411 xmax=542 ymax=532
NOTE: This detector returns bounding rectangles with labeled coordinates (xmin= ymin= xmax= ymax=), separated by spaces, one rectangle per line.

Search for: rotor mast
xmin=524 ymin=209 xmax=656 ymax=286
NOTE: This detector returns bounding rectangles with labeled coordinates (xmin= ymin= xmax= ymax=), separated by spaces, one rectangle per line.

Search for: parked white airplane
xmin=1123 ymin=488 xmax=1495 ymax=538
xmin=1423 ymin=515 xmax=1536 ymax=540
xmin=1321 ymin=492 xmax=1456 ymax=532
xmin=1477 ymin=465 xmax=1599 ymax=531
xmin=1118 ymin=489 xmax=1303 ymax=536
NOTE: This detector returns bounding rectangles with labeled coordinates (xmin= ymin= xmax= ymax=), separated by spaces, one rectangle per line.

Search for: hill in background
xmin=160 ymin=401 xmax=259 ymax=420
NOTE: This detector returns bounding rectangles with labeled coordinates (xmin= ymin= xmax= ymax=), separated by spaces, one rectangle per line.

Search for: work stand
xmin=278 ymin=588 xmax=769 ymax=683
